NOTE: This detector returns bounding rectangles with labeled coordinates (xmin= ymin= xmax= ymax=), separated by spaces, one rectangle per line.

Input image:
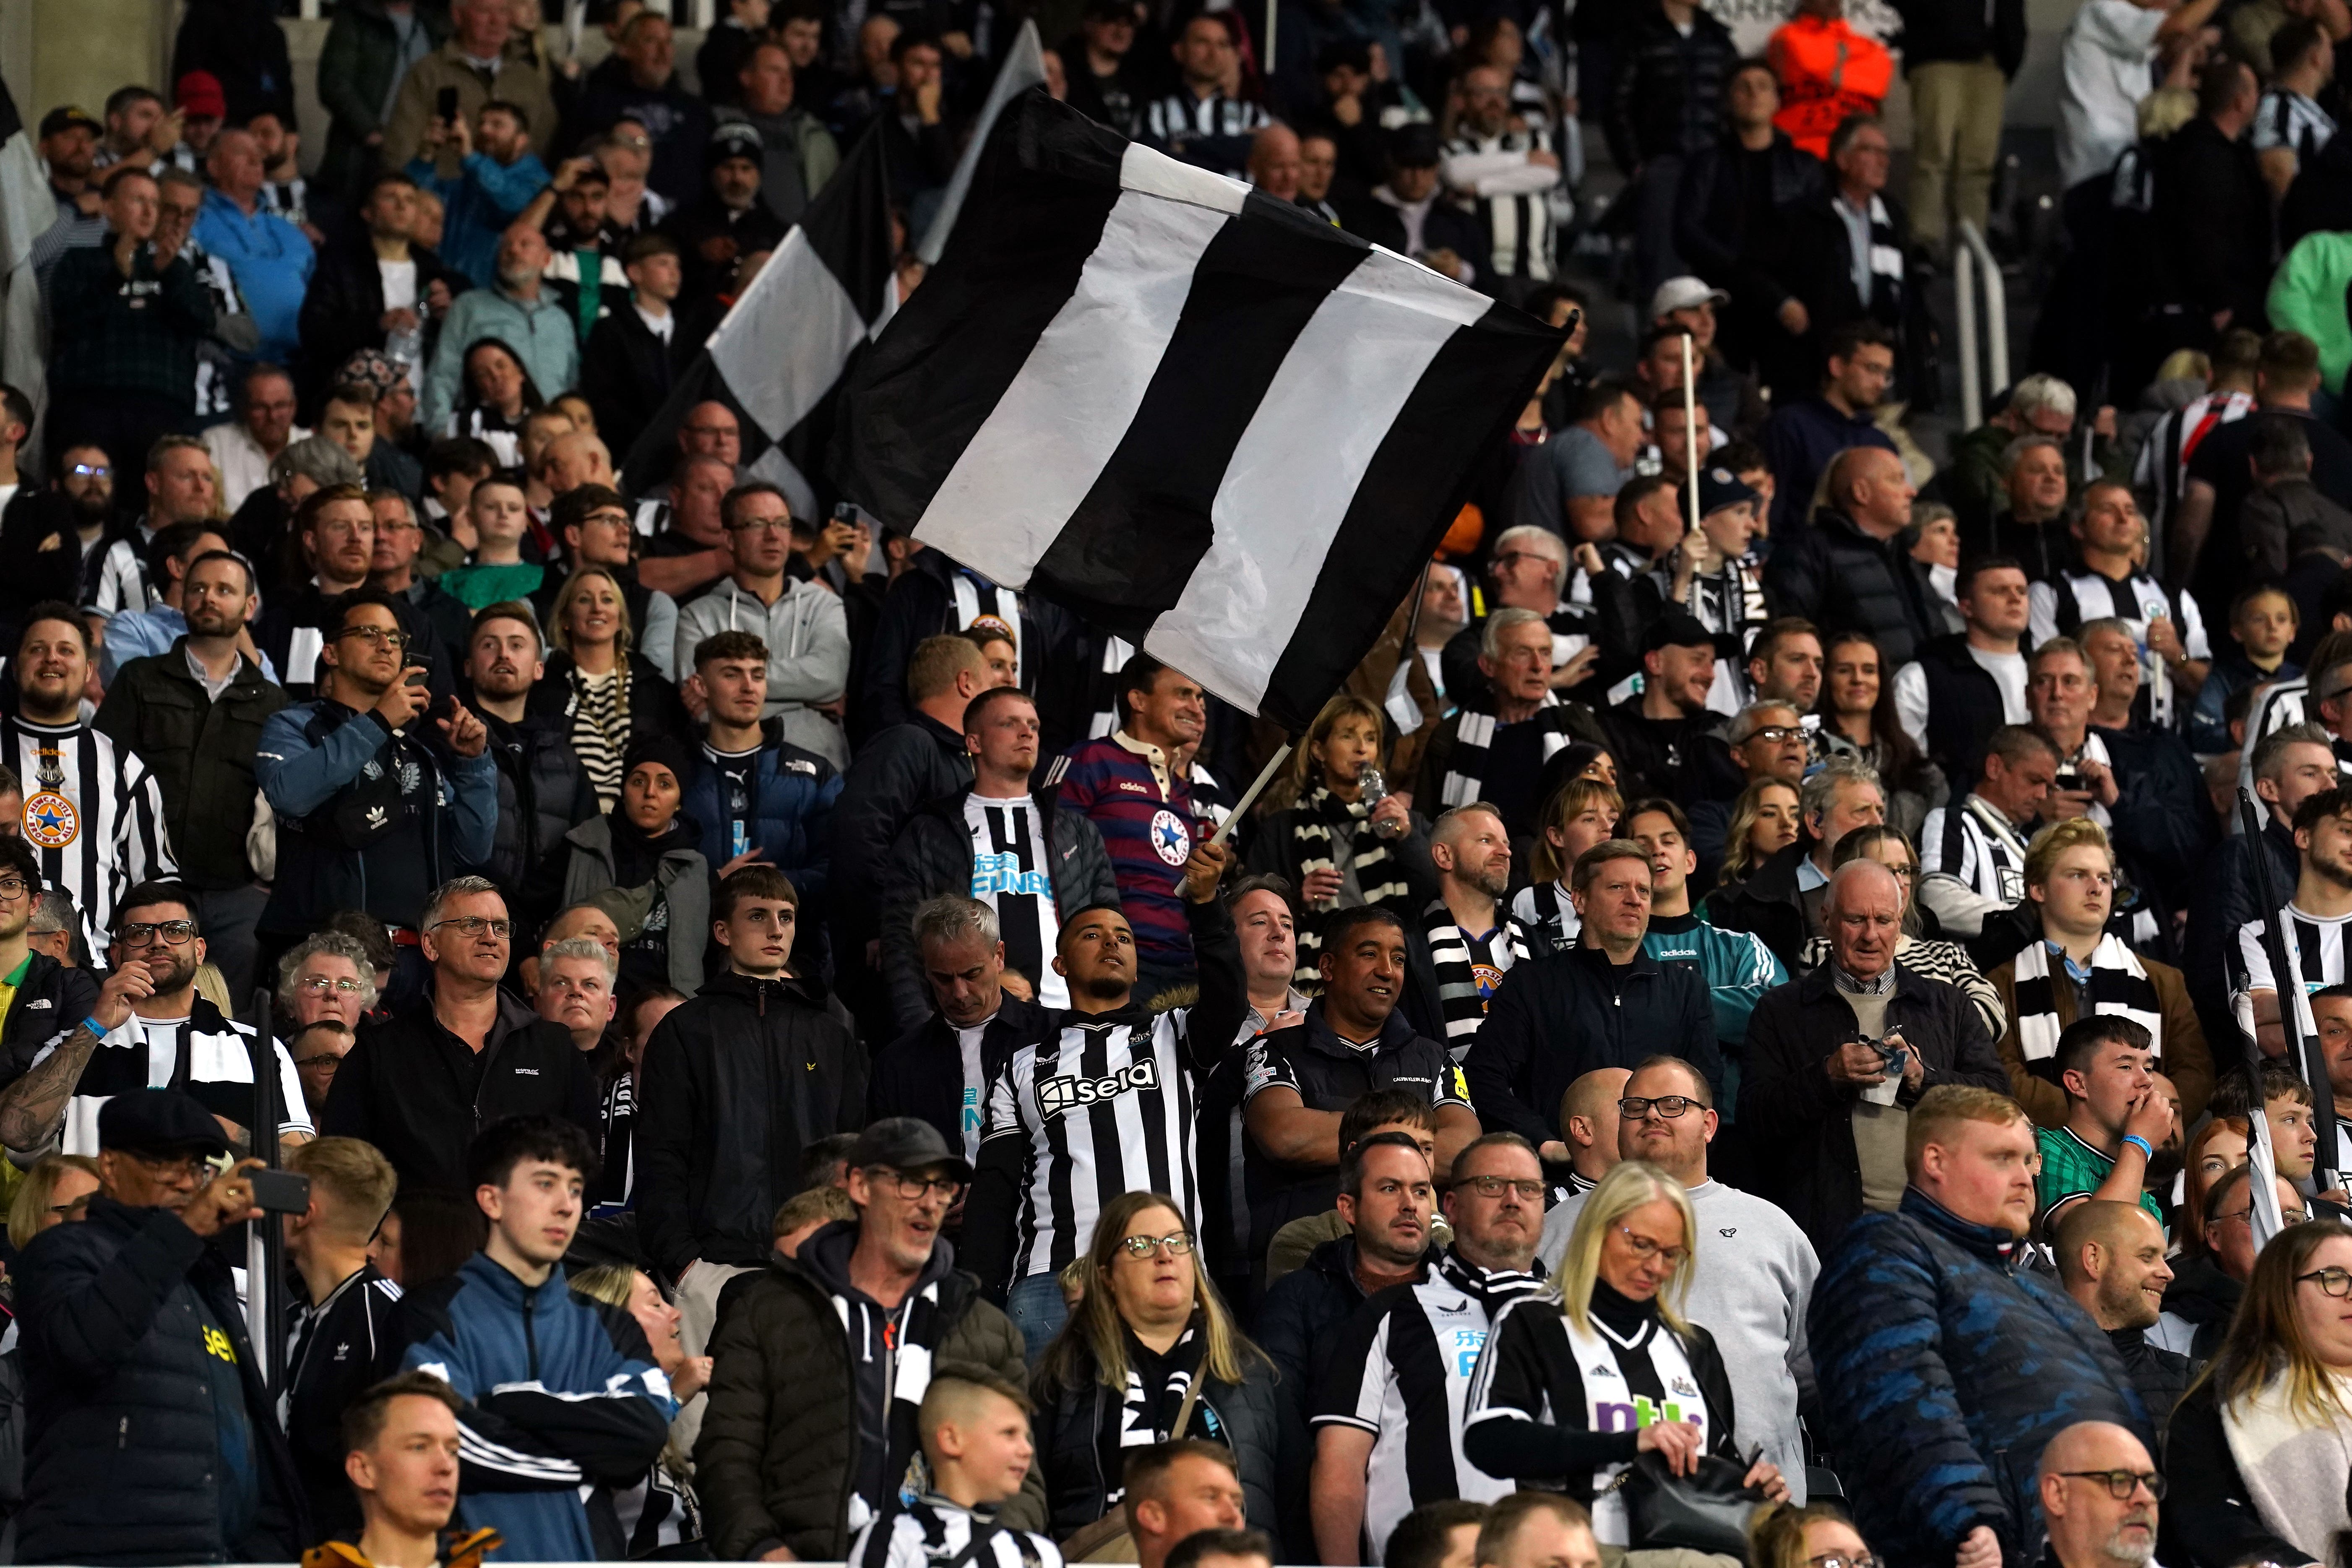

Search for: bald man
xmin=1553 ymin=1068 xmax=1628 ymax=1196
xmin=2038 ymin=1423 xmax=2160 ymax=1568
xmin=1760 ymin=433 xmax=1935 ymax=669
xmin=1248 ymin=124 xmax=1302 ymax=201
xmin=2054 ymin=1201 xmax=2187 ymax=1419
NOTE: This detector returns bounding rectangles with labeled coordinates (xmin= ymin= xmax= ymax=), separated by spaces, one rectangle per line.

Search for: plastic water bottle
xmin=1359 ymin=764 xmax=1405 ymax=839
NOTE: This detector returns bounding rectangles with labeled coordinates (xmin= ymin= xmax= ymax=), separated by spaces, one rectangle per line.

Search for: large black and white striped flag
xmin=838 ymin=91 xmax=1562 ymax=730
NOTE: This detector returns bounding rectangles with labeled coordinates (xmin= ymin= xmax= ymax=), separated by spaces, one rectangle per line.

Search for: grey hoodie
xmin=674 ymin=574 xmax=852 ymax=767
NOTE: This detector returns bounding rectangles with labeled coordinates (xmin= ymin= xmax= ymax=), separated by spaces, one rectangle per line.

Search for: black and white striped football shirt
xmin=1922 ymin=795 xmax=2030 ymax=907
xmin=0 ymin=714 xmax=175 ymax=952
xmin=1313 ymin=1250 xmax=1549 ymax=1562
xmin=2235 ymin=903 xmax=2352 ymax=1000
xmin=47 ymin=995 xmax=311 ymax=1156
xmin=1441 ymin=125 xmax=1559 ymax=284
xmin=966 ymin=794 xmax=1066 ymax=1010
xmin=2255 ymin=88 xmax=2336 ymax=163
xmin=849 ymin=1495 xmax=1063 ymax=1568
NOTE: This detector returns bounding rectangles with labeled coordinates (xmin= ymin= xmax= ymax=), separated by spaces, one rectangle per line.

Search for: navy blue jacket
xmin=1810 ymin=1189 xmax=2147 ymax=1568
xmin=399 ymin=1254 xmax=676 ymax=1561
xmin=682 ymin=719 xmax=844 ymax=909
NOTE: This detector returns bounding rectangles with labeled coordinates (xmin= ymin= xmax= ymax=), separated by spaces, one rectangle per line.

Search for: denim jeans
xmin=1006 ymin=1270 xmax=1072 ymax=1362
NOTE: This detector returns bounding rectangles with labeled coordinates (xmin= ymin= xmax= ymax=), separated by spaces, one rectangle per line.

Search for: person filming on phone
xmin=255 ymin=586 xmax=495 ymax=987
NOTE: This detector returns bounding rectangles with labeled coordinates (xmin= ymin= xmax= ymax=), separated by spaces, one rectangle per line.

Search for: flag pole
xmin=1265 ymin=0 xmax=1279 ymax=94
xmin=1681 ymin=331 xmax=1701 ymax=536
xmin=2237 ymin=789 xmax=2301 ymax=1243
xmin=1212 ymin=744 xmax=1292 ymax=846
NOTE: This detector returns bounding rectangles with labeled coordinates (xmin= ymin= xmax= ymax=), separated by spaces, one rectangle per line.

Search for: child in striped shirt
xmin=848 ymin=1373 xmax=1063 ymax=1568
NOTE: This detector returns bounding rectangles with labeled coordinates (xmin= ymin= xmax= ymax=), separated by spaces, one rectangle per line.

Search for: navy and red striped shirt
xmin=1050 ymin=733 xmax=1197 ymax=970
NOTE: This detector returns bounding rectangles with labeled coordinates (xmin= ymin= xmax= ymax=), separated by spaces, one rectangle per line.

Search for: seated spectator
xmin=581 ymin=234 xmax=714 ymax=461
xmin=695 ymin=1116 xmax=1040 ymax=1556
xmin=1508 ymin=772 xmax=1623 ymax=955
xmin=1764 ymin=447 xmax=1938 ymax=676
xmin=1894 ymin=557 xmax=2032 ymax=784
xmin=194 ymin=129 xmax=313 ymax=368
xmin=1466 ymin=839 xmax=1719 ymax=1151
xmin=1034 ymin=1189 xmax=1279 ymax=1536
xmin=2157 ymin=1157 xmax=2300 ymax=1362
xmin=1063 ymin=0 xmax=1149 ymax=138
xmin=1809 ymin=1086 xmax=2145 ymax=1567
xmin=1741 ymin=860 xmax=2008 ymax=1251
xmin=2027 ymin=1015 xmax=2176 ymax=1234
xmin=1687 ymin=699 xmax=1808 ymax=878
xmin=277 ymin=929 xmax=380 ymax=1032
xmin=845 ymin=1371 xmax=1058 ymax=1568
xmin=526 ymin=565 xmax=692 ymax=810
xmin=576 ymin=10 xmax=715 ymax=206
xmin=1341 ymin=125 xmax=1488 ymax=288
xmin=1757 ymin=322 xmax=1901 ymax=538
xmin=395 ymin=1114 xmax=674 ymax=1557
xmin=1145 ymin=15 xmax=1271 ymax=179
xmin=1712 ymin=776 xmax=1802 ymax=893
xmin=663 ymin=123 xmax=789 ymax=307
xmin=313 ymin=1373 xmax=484 ymax=1568
xmin=323 ymin=878 xmax=596 ymax=1192
xmin=1745 ymin=617 xmax=1826 ymax=715
xmin=1515 ymin=377 xmax=1643 ymax=542
xmin=1599 ymin=612 xmax=1735 ymax=802
xmin=1769 ymin=0 xmax=1893 ymax=158
xmin=2052 ymin=1200 xmax=2188 ymax=1420
xmin=680 ymin=628 xmax=840 ymax=904
xmin=532 ymin=735 xmax=708 ymax=997
xmin=1436 ymin=528 xmax=1607 ymax=708
xmin=2032 ymin=479 xmax=2210 ymax=723
xmin=1709 ymin=754 xmax=1886 ymax=969
xmin=715 ymin=39 xmax=841 ymax=228
xmin=203 ymin=364 xmax=306 ymax=513
xmin=2162 ymin=1217 xmax=2352 ymax=1568
xmin=1125 ymin=1442 xmax=1253 ymax=1568
xmin=1797 ymin=826 xmax=2010 ymax=1034
xmin=422 ymin=226 xmax=579 ymax=437
xmin=13 ymin=1089 xmax=304 ymax=1563
xmin=1918 ymin=725 xmax=2058 ymax=942
xmin=1463 ymin=1160 xmax=1789 ymax=1516
xmin=286 ymin=1021 xmax=353 ymax=1120
xmin=405 ymin=97 xmax=550 ymax=290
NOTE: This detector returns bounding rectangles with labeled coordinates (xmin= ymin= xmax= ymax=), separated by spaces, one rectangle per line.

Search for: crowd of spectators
xmin=13 ymin=0 xmax=2352 ymax=1565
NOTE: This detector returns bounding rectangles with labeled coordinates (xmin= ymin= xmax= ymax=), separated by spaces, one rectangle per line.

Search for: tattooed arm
xmin=0 ymin=960 xmax=155 ymax=1151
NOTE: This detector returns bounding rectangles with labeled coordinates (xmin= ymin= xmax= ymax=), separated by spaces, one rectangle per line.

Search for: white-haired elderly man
xmin=1741 ymin=857 xmax=2009 ymax=1254
xmin=1437 ymin=525 xmax=1610 ymax=704
xmin=1417 ymin=607 xmax=1610 ymax=843
xmin=536 ymin=934 xmax=619 ymax=1054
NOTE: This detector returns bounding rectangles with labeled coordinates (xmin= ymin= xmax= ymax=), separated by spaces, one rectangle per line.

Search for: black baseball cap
xmin=849 ymin=1116 xmax=972 ymax=1182
xmin=39 ymin=106 xmax=100 ymax=140
xmin=97 ymin=1088 xmax=231 ymax=1160
xmin=1641 ymin=610 xmax=1717 ymax=656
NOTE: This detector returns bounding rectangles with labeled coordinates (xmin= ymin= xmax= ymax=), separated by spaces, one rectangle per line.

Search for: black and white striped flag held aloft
xmin=837 ymin=91 xmax=1564 ymax=731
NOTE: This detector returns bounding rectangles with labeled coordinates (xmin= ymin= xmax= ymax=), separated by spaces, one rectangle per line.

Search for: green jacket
xmin=2270 ymin=230 xmax=2352 ymax=395
xmin=91 ymin=640 xmax=287 ymax=890
xmin=315 ymin=0 xmax=451 ymax=198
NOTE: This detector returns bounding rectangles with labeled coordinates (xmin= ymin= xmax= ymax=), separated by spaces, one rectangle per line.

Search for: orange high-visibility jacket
xmin=1769 ymin=14 xmax=1896 ymax=159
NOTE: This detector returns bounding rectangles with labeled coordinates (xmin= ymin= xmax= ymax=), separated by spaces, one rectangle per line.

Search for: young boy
xmin=439 ymin=476 xmax=544 ymax=610
xmin=2191 ymin=585 xmax=2300 ymax=753
xmin=845 ymin=1373 xmax=1063 ymax=1568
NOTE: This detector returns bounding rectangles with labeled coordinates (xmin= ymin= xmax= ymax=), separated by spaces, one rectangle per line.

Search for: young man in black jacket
xmin=578 ymin=233 xmax=714 ymax=459
xmin=636 ymin=863 xmax=867 ymax=1356
xmin=459 ymin=602 xmax=599 ymax=937
xmin=296 ymin=171 xmax=459 ymax=408
xmin=1607 ymin=0 xmax=1737 ymax=300
xmin=870 ymin=893 xmax=1050 ymax=1166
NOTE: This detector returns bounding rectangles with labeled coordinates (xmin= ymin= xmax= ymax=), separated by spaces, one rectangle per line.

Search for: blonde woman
xmin=1463 ymin=1162 xmax=1787 ymax=1547
xmin=1749 ymin=1500 xmax=1877 ymax=1568
xmin=1031 ymin=1190 xmax=1279 ymax=1538
xmin=1511 ymin=774 xmax=1623 ymax=956
xmin=570 ymin=1261 xmax=709 ymax=1556
xmin=528 ymin=565 xmax=690 ymax=811
xmin=5 ymin=1154 xmax=99 ymax=1251
xmin=1716 ymin=778 xmax=1802 ymax=890
xmin=1246 ymin=694 xmax=1438 ymax=990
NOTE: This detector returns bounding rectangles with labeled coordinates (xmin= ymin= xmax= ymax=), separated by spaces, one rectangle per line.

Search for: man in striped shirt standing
xmin=2240 ymin=787 xmax=2352 ymax=1055
xmin=1443 ymin=66 xmax=1562 ymax=306
xmin=1309 ymin=1132 xmax=1549 ymax=1563
xmin=1143 ymin=17 xmax=1270 ymax=178
xmin=2 ymin=603 xmax=176 ymax=955
xmin=1409 ymin=805 xmax=1529 ymax=1060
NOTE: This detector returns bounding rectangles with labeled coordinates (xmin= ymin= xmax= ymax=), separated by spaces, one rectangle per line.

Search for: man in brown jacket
xmin=383 ymin=0 xmax=559 ymax=174
xmin=1988 ymin=817 xmax=2212 ymax=1129
xmin=694 ymin=1117 xmax=1043 ymax=1559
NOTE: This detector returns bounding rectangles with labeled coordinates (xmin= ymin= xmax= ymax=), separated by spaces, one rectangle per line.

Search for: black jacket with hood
xmin=827 ymin=713 xmax=974 ymax=957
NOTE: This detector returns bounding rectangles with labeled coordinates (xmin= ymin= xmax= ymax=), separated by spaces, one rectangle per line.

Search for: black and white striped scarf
xmin=2010 ymin=934 xmax=2164 ymax=1078
xmin=1422 ymin=897 xmax=1530 ymax=1053
xmin=1438 ymin=697 xmax=1577 ymax=810
xmin=1292 ymin=787 xmax=1415 ymax=985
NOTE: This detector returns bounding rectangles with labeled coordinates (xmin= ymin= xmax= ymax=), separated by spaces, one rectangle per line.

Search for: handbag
xmin=1617 ymin=1450 xmax=1764 ymax=1562
xmin=1058 ymin=1375 xmax=1206 ymax=1563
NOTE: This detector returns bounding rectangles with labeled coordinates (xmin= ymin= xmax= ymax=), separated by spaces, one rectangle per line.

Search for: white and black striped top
xmin=1142 ymin=90 xmax=1271 ymax=168
xmin=1421 ymin=899 xmax=1529 ymax=1055
xmin=982 ymin=1008 xmax=1212 ymax=1281
xmin=950 ymin=573 xmax=1026 ymax=687
xmin=1511 ymin=879 xmax=1581 ymax=959
xmin=48 ymin=998 xmax=312 ymax=1156
xmin=1921 ymin=796 xmax=2029 ymax=908
xmin=2027 ymin=570 xmax=2210 ymax=728
xmin=2236 ymin=903 xmax=2352 ymax=998
xmin=0 ymin=715 xmax=175 ymax=952
xmin=1442 ymin=124 xmax=1558 ymax=283
xmin=1313 ymin=1251 xmax=1549 ymax=1562
xmin=966 ymin=794 xmax=1068 ymax=1010
xmin=2256 ymin=88 xmax=2337 ymax=162
xmin=849 ymin=1495 xmax=1063 ymax=1568
xmin=86 ymin=531 xmax=157 ymax=617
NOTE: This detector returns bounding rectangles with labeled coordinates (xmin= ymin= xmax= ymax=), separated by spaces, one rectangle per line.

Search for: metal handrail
xmin=1950 ymin=219 xmax=2009 ymax=430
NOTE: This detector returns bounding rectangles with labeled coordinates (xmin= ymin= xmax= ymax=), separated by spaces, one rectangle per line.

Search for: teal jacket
xmin=1641 ymin=909 xmax=1787 ymax=1120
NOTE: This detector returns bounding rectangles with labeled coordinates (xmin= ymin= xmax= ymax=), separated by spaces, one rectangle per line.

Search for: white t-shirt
xmin=377 ymin=256 xmax=418 ymax=314
xmin=1894 ymin=644 xmax=2029 ymax=754
xmin=2057 ymin=0 xmax=2166 ymax=189
xmin=955 ymin=1020 xmax=988 ymax=1164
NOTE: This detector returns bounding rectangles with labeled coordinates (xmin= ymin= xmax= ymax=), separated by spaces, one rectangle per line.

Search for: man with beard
xmin=1311 ymin=1132 xmax=1550 ymax=1563
xmin=366 ymin=489 xmax=471 ymax=685
xmin=94 ymin=550 xmax=287 ymax=996
xmin=461 ymin=603 xmax=597 ymax=939
xmin=1600 ymin=613 xmax=1737 ymax=803
xmin=2053 ymin=1201 xmax=2187 ymax=1418
xmin=2037 ymin=1424 xmax=2162 ymax=1568
xmin=255 ymin=486 xmax=381 ymax=699
xmin=1405 ymin=805 xmax=1530 ymax=1058
xmin=0 ymin=880 xmax=307 ymax=1157
xmin=2240 ymin=788 xmax=2352 ymax=1052
xmin=96 ymin=523 xmax=272 ymax=682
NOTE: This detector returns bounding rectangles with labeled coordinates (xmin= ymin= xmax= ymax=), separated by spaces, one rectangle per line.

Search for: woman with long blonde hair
xmin=570 ymin=1261 xmax=708 ymax=1555
xmin=1031 ymin=1190 xmax=1279 ymax=1537
xmin=1511 ymin=772 xmax=1622 ymax=956
xmin=528 ymin=565 xmax=690 ymax=811
xmin=1462 ymin=1162 xmax=1787 ymax=1547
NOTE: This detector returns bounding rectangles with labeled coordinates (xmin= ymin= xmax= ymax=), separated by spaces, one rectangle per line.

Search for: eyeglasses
xmin=728 ymin=517 xmax=792 ymax=534
xmin=1807 ymin=1555 xmax=1877 ymax=1568
xmin=122 ymin=1150 xmax=211 ymax=1180
xmin=583 ymin=510 xmax=632 ymax=530
xmin=296 ymin=975 xmax=367 ymax=995
xmin=2055 ymin=1470 xmax=2166 ymax=1502
xmin=1615 ymin=1226 xmax=1687 ymax=1267
xmin=1117 ymin=1231 xmax=1195 ymax=1258
xmin=67 ymin=463 xmax=109 ymax=479
xmin=2300 ymin=1266 xmax=2352 ymax=1297
xmin=873 ymin=1168 xmax=963 ymax=1201
xmin=1748 ymin=726 xmax=1803 ymax=743
xmin=2215 ymin=1205 xmax=2311 ymax=1227
xmin=1619 ymin=1095 xmax=1701 ymax=1120
xmin=1457 ymin=1175 xmax=1545 ymax=1201
xmin=0 ymin=876 xmax=33 ymax=903
xmin=336 ymin=624 xmax=410 ymax=650
xmin=117 ymin=919 xmax=195 ymax=947
xmin=429 ymin=916 xmax=512 ymax=939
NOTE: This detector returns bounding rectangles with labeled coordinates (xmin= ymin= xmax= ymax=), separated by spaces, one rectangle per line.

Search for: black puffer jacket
xmin=0 ymin=950 xmax=99 ymax=1093
xmin=827 ymin=714 xmax=973 ymax=954
xmin=16 ymin=1196 xmax=307 ymax=1564
xmin=633 ymin=969 xmax=868 ymax=1279
xmin=1604 ymin=5 xmax=1739 ymax=170
xmin=878 ymin=785 xmax=1120 ymax=1035
xmin=1763 ymin=508 xmax=1943 ymax=670
xmin=92 ymin=641 xmax=287 ymax=891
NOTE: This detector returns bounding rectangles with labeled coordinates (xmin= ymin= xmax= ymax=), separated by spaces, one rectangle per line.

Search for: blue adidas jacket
xmin=1810 ymin=1189 xmax=2146 ymax=1568
xmin=401 ymin=1253 xmax=677 ymax=1561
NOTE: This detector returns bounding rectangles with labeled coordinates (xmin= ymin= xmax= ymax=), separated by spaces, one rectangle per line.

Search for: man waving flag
xmin=836 ymin=90 xmax=1563 ymax=729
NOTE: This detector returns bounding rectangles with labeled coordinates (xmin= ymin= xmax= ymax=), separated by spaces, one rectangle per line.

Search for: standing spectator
xmin=673 ymin=483 xmax=852 ymax=769
xmin=396 ymin=1115 xmax=675 ymax=1558
xmin=635 ymin=863 xmax=865 ymax=1351
xmin=663 ymin=124 xmax=790 ymax=307
xmin=87 ymin=435 xmax=218 ymax=620
xmin=13 ymin=1089 xmax=303 ymax=1564
xmin=324 ymin=879 xmax=598 ymax=1192
xmin=422 ymin=227 xmax=580 ymax=434
xmin=2235 ymin=787 xmax=2352 ymax=1051
xmin=2036 ymin=1425 xmax=2166 ymax=1568
xmin=1441 ymin=66 xmax=1562 ymax=302
xmin=460 ymin=601 xmax=597 ymax=928
xmin=1894 ymin=0 xmax=2026 ymax=254
xmin=695 ymin=1117 xmax=1042 ymax=1559
xmin=528 ymin=565 xmax=693 ymax=806
xmin=94 ymin=521 xmax=247 ymax=681
xmin=1916 ymin=725 xmax=2057 ymax=942
xmin=1893 ymin=557 xmax=2032 ymax=784
xmin=193 ymin=130 xmax=313 ymax=371
xmin=870 ymin=895 xmax=1049 ymax=1162
xmin=2058 ymin=0 xmax=2217 ymax=197
xmin=1536 ymin=1055 xmax=1819 ymax=1496
xmin=545 ymin=486 xmax=680 ymax=687
xmin=679 ymin=629 xmax=840 ymax=907
xmin=406 ymin=100 xmax=551 ymax=291
xmin=171 ymin=0 xmax=295 ymax=127
xmin=1605 ymin=0 xmax=1737 ymax=300
xmin=1598 ymin=614 xmax=1733 ymax=804
xmin=1756 ymin=323 xmax=1901 ymax=537
xmin=2255 ymin=18 xmax=2337 ymax=203
xmin=1782 ymin=119 xmax=1917 ymax=394
xmin=716 ymin=40 xmax=843 ymax=228
xmin=577 ymin=11 xmax=716 ymax=206
xmin=2188 ymin=722 xmax=2334 ymax=1037
xmin=1419 ymin=613 xmax=1609 ymax=840
xmin=1741 ymin=860 xmax=2008 ymax=1250
xmin=255 ymin=486 xmax=384 ymax=697
xmin=203 ymin=365 xmax=306 ymax=514
xmin=383 ymin=0 xmax=559 ymax=175
xmin=1065 ymin=0 xmax=1149 ymax=138
xmin=45 ymin=169 xmax=214 ymax=484
xmin=2051 ymin=1201 xmax=2188 ymax=1420
xmin=1770 ymin=0 xmax=1894 ymax=159
xmin=1709 ymin=756 xmax=1887 ymax=968
xmin=28 ymin=105 xmax=105 ymax=291
xmin=0 ymin=834 xmax=97 ymax=1095
xmin=2031 ymin=483 xmax=2208 ymax=709
xmin=1404 ymin=805 xmax=1532 ymax=1057
xmin=281 ymin=1137 xmax=406 ymax=1543
xmin=580 ymin=234 xmax=714 ymax=461
xmin=315 ymin=0 xmax=450 ymax=201
xmin=93 ymin=550 xmax=284 ymax=998
xmin=1809 ymin=1085 xmax=2145 ymax=1567
xmin=1145 ymin=16 xmax=1273 ymax=179
xmin=2151 ymin=62 xmax=2271 ymax=359
xmin=1515 ymin=378 xmax=1645 ymax=543
xmin=1338 ymin=127 xmax=1491 ymax=289
xmin=2178 ymin=344 xmax=2352 ymax=633
xmin=2152 ymin=1160 xmax=2295 ymax=1362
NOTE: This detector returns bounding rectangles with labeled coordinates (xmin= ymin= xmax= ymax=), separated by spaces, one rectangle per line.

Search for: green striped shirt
xmin=2035 ymin=1125 xmax=2166 ymax=1227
